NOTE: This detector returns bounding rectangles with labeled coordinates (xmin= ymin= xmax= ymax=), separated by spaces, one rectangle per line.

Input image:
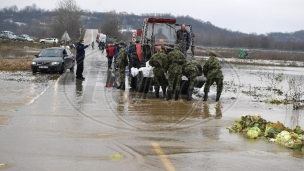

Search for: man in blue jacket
xmin=76 ymin=39 xmax=90 ymax=80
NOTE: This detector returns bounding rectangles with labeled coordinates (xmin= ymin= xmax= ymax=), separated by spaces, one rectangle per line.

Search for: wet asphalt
xmin=0 ymin=29 xmax=303 ymax=171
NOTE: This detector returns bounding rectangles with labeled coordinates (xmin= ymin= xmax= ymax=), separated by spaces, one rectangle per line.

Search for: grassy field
xmin=0 ymin=56 xmax=34 ymax=71
xmin=0 ymin=39 xmax=42 ymax=50
xmin=195 ymin=46 xmax=304 ymax=61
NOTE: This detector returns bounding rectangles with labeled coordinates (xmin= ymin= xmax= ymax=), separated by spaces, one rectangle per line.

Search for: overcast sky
xmin=1 ymin=0 xmax=304 ymax=34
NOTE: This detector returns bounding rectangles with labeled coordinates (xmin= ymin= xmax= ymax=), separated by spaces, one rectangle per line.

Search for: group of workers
xmin=113 ymin=45 xmax=223 ymax=102
xmin=149 ymin=44 xmax=223 ymax=102
xmin=75 ymin=24 xmax=223 ymax=102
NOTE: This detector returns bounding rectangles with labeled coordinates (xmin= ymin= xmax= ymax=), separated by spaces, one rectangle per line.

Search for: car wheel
xmin=59 ymin=65 xmax=65 ymax=74
xmin=32 ymin=70 xmax=37 ymax=74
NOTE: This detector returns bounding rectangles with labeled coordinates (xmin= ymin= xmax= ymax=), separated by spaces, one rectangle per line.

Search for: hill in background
xmin=1 ymin=4 xmax=303 ymax=51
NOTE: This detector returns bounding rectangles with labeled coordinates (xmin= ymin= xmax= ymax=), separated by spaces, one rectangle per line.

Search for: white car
xmin=39 ymin=38 xmax=58 ymax=44
xmin=17 ymin=34 xmax=34 ymax=42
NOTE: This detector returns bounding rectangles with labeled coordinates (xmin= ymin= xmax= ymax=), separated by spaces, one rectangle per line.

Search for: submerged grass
xmin=195 ymin=47 xmax=304 ymax=65
xmin=0 ymin=56 xmax=34 ymax=71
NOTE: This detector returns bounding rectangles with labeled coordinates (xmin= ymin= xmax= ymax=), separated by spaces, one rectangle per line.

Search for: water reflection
xmin=74 ymin=79 xmax=84 ymax=110
xmin=284 ymin=107 xmax=302 ymax=129
xmin=75 ymin=80 xmax=83 ymax=97
xmin=215 ymin=102 xmax=223 ymax=119
xmin=117 ymin=90 xmax=129 ymax=115
xmin=202 ymin=102 xmax=223 ymax=119
xmin=115 ymin=90 xmax=225 ymax=127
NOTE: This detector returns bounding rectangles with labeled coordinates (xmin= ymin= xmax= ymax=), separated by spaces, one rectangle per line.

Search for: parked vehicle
xmin=39 ymin=38 xmax=58 ymax=44
xmin=0 ymin=33 xmax=5 ymax=39
xmin=0 ymin=31 xmax=14 ymax=35
xmin=1 ymin=34 xmax=17 ymax=40
xmin=16 ymin=34 xmax=34 ymax=42
xmin=31 ymin=47 xmax=75 ymax=74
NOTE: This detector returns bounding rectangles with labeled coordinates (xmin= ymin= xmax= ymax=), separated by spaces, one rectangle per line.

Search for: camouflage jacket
xmin=149 ymin=51 xmax=168 ymax=71
xmin=167 ymin=49 xmax=187 ymax=74
xmin=203 ymin=56 xmax=223 ymax=79
xmin=183 ymin=59 xmax=203 ymax=77
xmin=117 ymin=47 xmax=128 ymax=67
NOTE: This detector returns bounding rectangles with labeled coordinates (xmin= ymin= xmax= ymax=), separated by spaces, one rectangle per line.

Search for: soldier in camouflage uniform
xmin=116 ymin=41 xmax=128 ymax=90
xmin=149 ymin=45 xmax=168 ymax=98
xmin=182 ymin=59 xmax=203 ymax=101
xmin=166 ymin=44 xmax=187 ymax=100
xmin=203 ymin=52 xmax=223 ymax=101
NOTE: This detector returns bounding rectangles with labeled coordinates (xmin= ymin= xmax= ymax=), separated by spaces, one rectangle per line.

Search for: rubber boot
xmin=162 ymin=86 xmax=166 ymax=98
xmin=120 ymin=82 xmax=125 ymax=90
xmin=203 ymin=91 xmax=208 ymax=101
xmin=216 ymin=92 xmax=221 ymax=102
xmin=155 ymin=88 xmax=160 ymax=98
xmin=166 ymin=91 xmax=172 ymax=101
xmin=174 ymin=91 xmax=180 ymax=100
xmin=187 ymin=89 xmax=193 ymax=101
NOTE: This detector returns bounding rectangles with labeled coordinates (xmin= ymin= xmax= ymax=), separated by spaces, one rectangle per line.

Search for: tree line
xmin=1 ymin=0 xmax=304 ymax=51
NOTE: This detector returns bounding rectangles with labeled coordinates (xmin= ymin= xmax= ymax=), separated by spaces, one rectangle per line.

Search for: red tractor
xmin=128 ymin=18 xmax=204 ymax=93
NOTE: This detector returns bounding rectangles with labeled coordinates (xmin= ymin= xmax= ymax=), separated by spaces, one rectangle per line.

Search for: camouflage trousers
xmin=168 ymin=73 xmax=182 ymax=92
xmin=185 ymin=73 xmax=197 ymax=90
xmin=204 ymin=77 xmax=223 ymax=93
xmin=119 ymin=66 xmax=126 ymax=82
xmin=153 ymin=69 xmax=168 ymax=89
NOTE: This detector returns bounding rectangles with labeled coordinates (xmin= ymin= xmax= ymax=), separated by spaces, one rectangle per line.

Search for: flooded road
xmin=0 ymin=29 xmax=303 ymax=171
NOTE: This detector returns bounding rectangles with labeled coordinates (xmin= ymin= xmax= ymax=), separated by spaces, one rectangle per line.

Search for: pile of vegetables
xmin=227 ymin=114 xmax=304 ymax=151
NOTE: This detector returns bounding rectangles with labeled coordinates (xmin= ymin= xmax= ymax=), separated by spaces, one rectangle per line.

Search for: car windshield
xmin=147 ymin=23 xmax=176 ymax=45
xmin=38 ymin=49 xmax=62 ymax=57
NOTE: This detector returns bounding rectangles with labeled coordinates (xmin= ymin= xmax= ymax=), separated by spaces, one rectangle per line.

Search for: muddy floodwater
xmin=0 ymin=29 xmax=303 ymax=171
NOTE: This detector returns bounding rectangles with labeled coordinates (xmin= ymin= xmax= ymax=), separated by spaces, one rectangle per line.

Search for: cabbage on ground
xmin=226 ymin=114 xmax=304 ymax=151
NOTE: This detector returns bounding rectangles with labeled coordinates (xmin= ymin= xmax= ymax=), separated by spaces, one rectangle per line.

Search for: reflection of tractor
xmin=128 ymin=17 xmax=204 ymax=93
xmin=238 ymin=49 xmax=250 ymax=59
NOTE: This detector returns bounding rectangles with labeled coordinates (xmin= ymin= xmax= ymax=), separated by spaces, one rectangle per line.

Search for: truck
xmin=96 ymin=33 xmax=107 ymax=43
xmin=128 ymin=17 xmax=204 ymax=93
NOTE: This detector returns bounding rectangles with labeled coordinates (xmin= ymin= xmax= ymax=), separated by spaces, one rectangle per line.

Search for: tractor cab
xmin=136 ymin=18 xmax=177 ymax=65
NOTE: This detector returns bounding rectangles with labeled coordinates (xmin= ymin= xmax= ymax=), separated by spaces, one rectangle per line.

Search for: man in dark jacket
xmin=176 ymin=24 xmax=190 ymax=55
xmin=99 ymin=41 xmax=105 ymax=53
xmin=76 ymin=39 xmax=90 ymax=80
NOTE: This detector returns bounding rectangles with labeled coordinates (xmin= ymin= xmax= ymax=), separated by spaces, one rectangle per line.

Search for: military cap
xmin=119 ymin=40 xmax=125 ymax=45
xmin=160 ymin=45 xmax=167 ymax=51
xmin=174 ymin=44 xmax=181 ymax=49
xmin=209 ymin=52 xmax=217 ymax=57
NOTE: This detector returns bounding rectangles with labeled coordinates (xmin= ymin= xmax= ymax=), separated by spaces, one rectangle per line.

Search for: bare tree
xmin=49 ymin=0 xmax=83 ymax=41
xmin=100 ymin=11 xmax=123 ymax=40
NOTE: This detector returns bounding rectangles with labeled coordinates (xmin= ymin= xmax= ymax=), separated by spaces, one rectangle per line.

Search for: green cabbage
xmin=294 ymin=125 xmax=303 ymax=134
xmin=246 ymin=127 xmax=261 ymax=139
